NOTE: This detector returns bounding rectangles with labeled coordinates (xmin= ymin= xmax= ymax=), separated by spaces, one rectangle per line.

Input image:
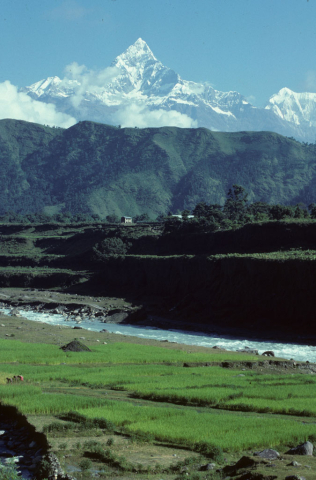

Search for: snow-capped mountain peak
xmin=113 ymin=38 xmax=157 ymax=68
xmin=20 ymin=39 xmax=316 ymax=141
xmin=266 ymin=87 xmax=316 ymax=127
xmin=110 ymin=37 xmax=176 ymax=94
xmin=26 ymin=76 xmax=62 ymax=98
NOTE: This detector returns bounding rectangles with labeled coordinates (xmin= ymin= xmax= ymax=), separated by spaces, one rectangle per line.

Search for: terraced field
xmin=1 ymin=317 xmax=316 ymax=479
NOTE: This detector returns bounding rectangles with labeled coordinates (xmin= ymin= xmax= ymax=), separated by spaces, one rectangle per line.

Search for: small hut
xmin=121 ymin=216 xmax=133 ymax=224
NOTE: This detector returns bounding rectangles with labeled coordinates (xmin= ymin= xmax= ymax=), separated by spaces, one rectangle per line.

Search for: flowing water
xmin=2 ymin=308 xmax=316 ymax=362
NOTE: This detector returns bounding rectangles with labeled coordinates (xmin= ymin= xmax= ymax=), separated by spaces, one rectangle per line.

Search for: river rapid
xmin=2 ymin=307 xmax=316 ymax=363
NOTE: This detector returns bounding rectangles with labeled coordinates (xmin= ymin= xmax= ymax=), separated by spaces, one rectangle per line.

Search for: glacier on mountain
xmin=20 ymin=38 xmax=316 ymax=141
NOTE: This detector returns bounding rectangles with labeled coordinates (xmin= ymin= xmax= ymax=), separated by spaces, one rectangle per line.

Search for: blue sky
xmin=0 ymin=0 xmax=315 ymax=108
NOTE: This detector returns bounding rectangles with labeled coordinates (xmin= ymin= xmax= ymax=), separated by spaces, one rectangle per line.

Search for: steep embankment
xmin=0 ymin=222 xmax=315 ymax=336
xmin=93 ymin=253 xmax=316 ymax=334
xmin=155 ymin=221 xmax=316 ymax=255
xmin=1 ymin=119 xmax=316 ymax=217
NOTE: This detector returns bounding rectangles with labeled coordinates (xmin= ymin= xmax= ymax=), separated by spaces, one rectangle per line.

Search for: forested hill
xmin=0 ymin=118 xmax=316 ymax=218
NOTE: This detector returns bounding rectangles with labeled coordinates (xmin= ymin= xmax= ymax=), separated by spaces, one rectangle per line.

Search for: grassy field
xmin=77 ymin=400 xmax=316 ymax=452
xmin=0 ymin=338 xmax=259 ymax=365
xmin=1 ymin=317 xmax=316 ymax=479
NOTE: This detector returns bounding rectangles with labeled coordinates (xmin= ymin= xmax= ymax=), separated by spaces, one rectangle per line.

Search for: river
xmin=2 ymin=307 xmax=316 ymax=363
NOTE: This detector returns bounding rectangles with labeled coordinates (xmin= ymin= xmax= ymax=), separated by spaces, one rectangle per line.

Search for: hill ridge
xmin=0 ymin=119 xmax=315 ymax=218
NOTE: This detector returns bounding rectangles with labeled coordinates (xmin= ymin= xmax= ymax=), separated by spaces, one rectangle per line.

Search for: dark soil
xmin=60 ymin=340 xmax=91 ymax=352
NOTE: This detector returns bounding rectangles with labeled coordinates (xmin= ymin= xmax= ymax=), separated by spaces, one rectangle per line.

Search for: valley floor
xmin=1 ymin=309 xmax=316 ymax=479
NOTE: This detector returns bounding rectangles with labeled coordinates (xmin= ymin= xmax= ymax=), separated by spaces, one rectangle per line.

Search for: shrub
xmin=175 ymin=474 xmax=202 ymax=480
xmin=0 ymin=459 xmax=20 ymax=480
xmin=83 ymin=440 xmax=102 ymax=451
xmin=175 ymin=473 xmax=221 ymax=480
xmin=194 ymin=442 xmax=223 ymax=462
xmin=59 ymin=412 xmax=115 ymax=432
xmin=35 ymin=458 xmax=55 ymax=480
xmin=95 ymin=237 xmax=129 ymax=256
xmin=43 ymin=421 xmax=75 ymax=433
xmin=129 ymin=430 xmax=155 ymax=443
xmin=79 ymin=459 xmax=92 ymax=471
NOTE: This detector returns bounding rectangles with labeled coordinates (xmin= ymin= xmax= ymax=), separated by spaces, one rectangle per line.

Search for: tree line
xmin=164 ymin=185 xmax=316 ymax=234
xmin=1 ymin=185 xmax=316 ymax=227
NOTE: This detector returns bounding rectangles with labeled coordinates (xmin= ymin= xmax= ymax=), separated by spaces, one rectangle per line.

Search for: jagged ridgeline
xmin=0 ymin=118 xmax=316 ymax=218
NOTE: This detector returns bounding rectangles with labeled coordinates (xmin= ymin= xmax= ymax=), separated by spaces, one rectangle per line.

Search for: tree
xmin=97 ymin=237 xmax=129 ymax=256
xmin=181 ymin=209 xmax=191 ymax=221
xmin=192 ymin=202 xmax=208 ymax=218
xmin=156 ymin=213 xmax=166 ymax=222
xmin=163 ymin=216 xmax=182 ymax=234
xmin=247 ymin=201 xmax=271 ymax=217
xmin=106 ymin=214 xmax=120 ymax=224
xmin=134 ymin=213 xmax=151 ymax=223
xmin=253 ymin=212 xmax=270 ymax=222
xmin=270 ymin=205 xmax=294 ymax=220
xmin=294 ymin=204 xmax=305 ymax=219
xmin=223 ymin=184 xmax=249 ymax=222
xmin=309 ymin=203 xmax=316 ymax=219
xmin=192 ymin=203 xmax=224 ymax=223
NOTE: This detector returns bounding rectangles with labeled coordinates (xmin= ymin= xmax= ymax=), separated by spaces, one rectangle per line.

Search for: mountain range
xmin=1 ymin=118 xmax=316 ymax=218
xmin=21 ymin=38 xmax=316 ymax=143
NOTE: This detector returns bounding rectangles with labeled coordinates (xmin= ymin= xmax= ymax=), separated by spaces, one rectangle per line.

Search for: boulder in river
xmin=106 ymin=311 xmax=129 ymax=323
xmin=238 ymin=348 xmax=259 ymax=355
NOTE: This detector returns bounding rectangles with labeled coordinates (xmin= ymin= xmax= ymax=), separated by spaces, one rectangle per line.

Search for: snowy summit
xmin=21 ymin=38 xmax=316 ymax=141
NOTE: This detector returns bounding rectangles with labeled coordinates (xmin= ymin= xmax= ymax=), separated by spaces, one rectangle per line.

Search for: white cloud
xmin=47 ymin=0 xmax=90 ymax=21
xmin=112 ymin=104 xmax=198 ymax=129
xmin=304 ymin=71 xmax=316 ymax=91
xmin=61 ymin=62 xmax=198 ymax=128
xmin=246 ymin=95 xmax=256 ymax=105
xmin=202 ymin=81 xmax=215 ymax=89
xmin=0 ymin=81 xmax=76 ymax=128
xmin=16 ymin=60 xmax=198 ymax=130
xmin=187 ymin=82 xmax=205 ymax=95
xmin=62 ymin=62 xmax=120 ymax=108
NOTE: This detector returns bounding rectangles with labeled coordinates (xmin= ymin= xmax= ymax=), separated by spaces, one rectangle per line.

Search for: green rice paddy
xmin=1 ymin=337 xmax=316 ymax=454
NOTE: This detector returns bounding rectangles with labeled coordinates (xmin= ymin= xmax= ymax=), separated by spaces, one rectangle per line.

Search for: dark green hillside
xmin=0 ymin=120 xmax=63 ymax=213
xmin=1 ymin=119 xmax=316 ymax=217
